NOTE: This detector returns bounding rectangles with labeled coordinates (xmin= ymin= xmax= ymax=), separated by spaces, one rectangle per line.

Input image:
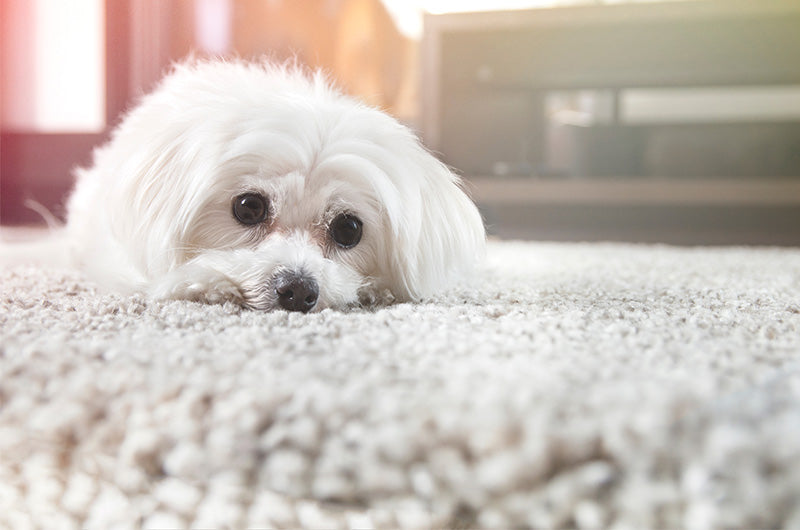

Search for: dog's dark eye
xmin=232 ymin=193 xmax=268 ymax=225
xmin=330 ymin=213 xmax=362 ymax=249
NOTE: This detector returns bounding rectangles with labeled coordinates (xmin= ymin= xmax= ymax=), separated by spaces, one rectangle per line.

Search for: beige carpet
xmin=2 ymin=240 xmax=800 ymax=529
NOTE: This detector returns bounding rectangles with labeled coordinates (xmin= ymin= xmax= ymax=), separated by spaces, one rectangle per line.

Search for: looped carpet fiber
xmin=2 ymin=240 xmax=800 ymax=529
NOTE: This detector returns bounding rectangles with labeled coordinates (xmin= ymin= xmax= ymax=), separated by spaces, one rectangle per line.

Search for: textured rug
xmin=2 ymin=240 xmax=800 ymax=529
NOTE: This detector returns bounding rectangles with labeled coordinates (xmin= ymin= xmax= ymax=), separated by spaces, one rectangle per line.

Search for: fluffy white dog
xmin=7 ymin=60 xmax=485 ymax=312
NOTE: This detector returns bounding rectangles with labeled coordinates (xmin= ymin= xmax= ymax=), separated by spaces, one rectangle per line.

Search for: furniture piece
xmin=421 ymin=0 xmax=800 ymax=244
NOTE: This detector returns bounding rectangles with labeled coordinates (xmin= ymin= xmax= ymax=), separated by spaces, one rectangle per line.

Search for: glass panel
xmin=622 ymin=87 xmax=800 ymax=124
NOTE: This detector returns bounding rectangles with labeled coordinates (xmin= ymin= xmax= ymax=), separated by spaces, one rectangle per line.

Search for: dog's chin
xmin=236 ymin=264 xmax=365 ymax=313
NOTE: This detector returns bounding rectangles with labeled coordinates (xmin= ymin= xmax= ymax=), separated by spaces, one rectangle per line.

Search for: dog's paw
xmin=150 ymin=272 xmax=244 ymax=306
xmin=357 ymin=286 xmax=396 ymax=307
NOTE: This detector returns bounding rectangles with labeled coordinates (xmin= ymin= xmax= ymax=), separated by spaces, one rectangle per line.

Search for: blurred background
xmin=2 ymin=0 xmax=799 ymax=244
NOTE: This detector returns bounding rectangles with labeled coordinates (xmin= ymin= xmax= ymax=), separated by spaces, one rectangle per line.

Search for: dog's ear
xmin=68 ymin=111 xmax=216 ymax=277
xmin=386 ymin=149 xmax=486 ymax=301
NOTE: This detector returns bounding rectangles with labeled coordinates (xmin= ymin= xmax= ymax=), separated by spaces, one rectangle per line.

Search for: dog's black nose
xmin=274 ymin=272 xmax=319 ymax=313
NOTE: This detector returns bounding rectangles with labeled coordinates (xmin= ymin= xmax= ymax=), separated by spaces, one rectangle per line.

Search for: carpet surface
xmin=2 ymin=240 xmax=800 ymax=529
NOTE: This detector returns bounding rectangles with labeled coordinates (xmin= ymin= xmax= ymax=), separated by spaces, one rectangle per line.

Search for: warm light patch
xmin=0 ymin=0 xmax=105 ymax=133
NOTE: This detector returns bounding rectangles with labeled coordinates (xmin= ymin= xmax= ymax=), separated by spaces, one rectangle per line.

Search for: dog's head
xmin=72 ymin=60 xmax=485 ymax=311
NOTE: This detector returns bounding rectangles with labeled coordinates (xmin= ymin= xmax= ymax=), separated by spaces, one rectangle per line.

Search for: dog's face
xmin=181 ymin=121 xmax=399 ymax=311
xmin=67 ymin=61 xmax=485 ymax=311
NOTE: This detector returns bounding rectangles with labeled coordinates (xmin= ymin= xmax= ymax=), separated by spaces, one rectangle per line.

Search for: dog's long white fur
xmin=2 ymin=59 xmax=485 ymax=311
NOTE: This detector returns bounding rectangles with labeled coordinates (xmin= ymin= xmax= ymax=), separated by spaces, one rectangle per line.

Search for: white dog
xmin=5 ymin=60 xmax=485 ymax=312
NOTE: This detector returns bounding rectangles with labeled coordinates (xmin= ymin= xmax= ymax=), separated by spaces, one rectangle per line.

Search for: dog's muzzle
xmin=274 ymin=271 xmax=319 ymax=313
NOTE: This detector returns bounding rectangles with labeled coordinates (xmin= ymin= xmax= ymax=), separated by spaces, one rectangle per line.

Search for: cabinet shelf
xmin=467 ymin=177 xmax=800 ymax=206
